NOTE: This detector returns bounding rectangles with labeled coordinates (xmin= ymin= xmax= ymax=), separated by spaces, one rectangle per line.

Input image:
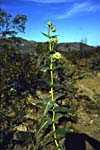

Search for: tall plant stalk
xmin=48 ymin=22 xmax=61 ymax=150
xmin=36 ymin=21 xmax=63 ymax=150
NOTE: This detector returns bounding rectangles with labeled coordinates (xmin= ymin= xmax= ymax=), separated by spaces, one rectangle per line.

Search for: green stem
xmin=49 ymin=39 xmax=61 ymax=150
xmin=37 ymin=121 xmax=48 ymax=135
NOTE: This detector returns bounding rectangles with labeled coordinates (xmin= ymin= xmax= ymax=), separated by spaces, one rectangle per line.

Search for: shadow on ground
xmin=64 ymin=133 xmax=100 ymax=150
xmin=0 ymin=130 xmax=100 ymax=150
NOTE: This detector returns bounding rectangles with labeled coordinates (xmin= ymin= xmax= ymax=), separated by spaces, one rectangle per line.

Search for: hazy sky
xmin=0 ymin=0 xmax=100 ymax=45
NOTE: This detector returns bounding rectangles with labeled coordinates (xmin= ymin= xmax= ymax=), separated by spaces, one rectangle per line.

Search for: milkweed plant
xmin=32 ymin=21 xmax=74 ymax=150
xmin=43 ymin=21 xmax=62 ymax=150
xmin=40 ymin=21 xmax=63 ymax=150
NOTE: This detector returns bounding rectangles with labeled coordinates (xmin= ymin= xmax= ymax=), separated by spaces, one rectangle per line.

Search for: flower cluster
xmin=52 ymin=52 xmax=63 ymax=60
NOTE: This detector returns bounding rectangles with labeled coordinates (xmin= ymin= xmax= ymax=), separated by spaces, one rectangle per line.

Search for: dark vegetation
xmin=0 ymin=8 xmax=27 ymax=38
xmin=0 ymin=9 xmax=100 ymax=150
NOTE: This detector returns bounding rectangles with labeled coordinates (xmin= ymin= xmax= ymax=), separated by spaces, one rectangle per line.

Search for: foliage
xmin=0 ymin=8 xmax=27 ymax=38
xmin=90 ymin=56 xmax=100 ymax=71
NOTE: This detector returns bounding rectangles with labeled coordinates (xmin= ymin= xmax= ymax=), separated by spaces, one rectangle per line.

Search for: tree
xmin=80 ymin=37 xmax=87 ymax=58
xmin=0 ymin=8 xmax=27 ymax=38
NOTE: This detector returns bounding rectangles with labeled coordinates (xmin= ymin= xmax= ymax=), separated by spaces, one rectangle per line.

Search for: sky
xmin=0 ymin=0 xmax=100 ymax=46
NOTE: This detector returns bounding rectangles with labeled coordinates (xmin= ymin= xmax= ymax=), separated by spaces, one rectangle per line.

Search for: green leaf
xmin=51 ymin=26 xmax=56 ymax=32
xmin=42 ymin=32 xmax=50 ymax=38
xmin=47 ymin=21 xmax=52 ymax=27
xmin=56 ymin=128 xmax=71 ymax=138
xmin=51 ymin=35 xmax=58 ymax=39
xmin=56 ymin=128 xmax=66 ymax=138
xmin=40 ymin=66 xmax=49 ymax=73
xmin=36 ymin=98 xmax=54 ymax=111
xmin=55 ymin=106 xmax=69 ymax=114
xmin=54 ymin=113 xmax=63 ymax=122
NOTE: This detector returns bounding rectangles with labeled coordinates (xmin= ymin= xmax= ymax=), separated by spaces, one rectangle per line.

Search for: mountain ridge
xmin=0 ymin=37 xmax=99 ymax=55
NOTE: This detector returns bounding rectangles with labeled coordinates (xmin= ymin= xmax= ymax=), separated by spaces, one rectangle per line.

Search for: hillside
xmin=0 ymin=37 xmax=96 ymax=53
xmin=0 ymin=37 xmax=100 ymax=150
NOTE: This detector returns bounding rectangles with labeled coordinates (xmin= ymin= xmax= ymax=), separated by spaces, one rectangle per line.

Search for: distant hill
xmin=0 ymin=37 xmax=99 ymax=55
xmin=57 ymin=42 xmax=94 ymax=52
